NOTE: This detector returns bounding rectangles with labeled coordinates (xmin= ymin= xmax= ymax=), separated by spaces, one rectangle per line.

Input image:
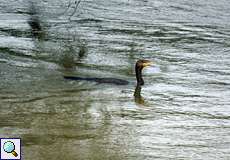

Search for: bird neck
xmin=135 ymin=65 xmax=144 ymax=85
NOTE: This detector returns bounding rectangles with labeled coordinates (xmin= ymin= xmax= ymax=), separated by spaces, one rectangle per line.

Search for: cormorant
xmin=64 ymin=59 xmax=152 ymax=86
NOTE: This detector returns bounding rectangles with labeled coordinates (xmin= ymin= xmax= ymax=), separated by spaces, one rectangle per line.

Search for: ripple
xmin=0 ymin=0 xmax=230 ymax=159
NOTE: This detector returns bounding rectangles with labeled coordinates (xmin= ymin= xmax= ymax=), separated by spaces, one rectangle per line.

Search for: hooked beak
xmin=143 ymin=61 xmax=153 ymax=68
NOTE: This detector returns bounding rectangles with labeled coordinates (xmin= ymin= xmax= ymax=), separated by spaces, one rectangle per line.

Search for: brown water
xmin=0 ymin=0 xmax=230 ymax=159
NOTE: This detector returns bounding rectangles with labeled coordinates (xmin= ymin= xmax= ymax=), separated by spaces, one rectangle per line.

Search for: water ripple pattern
xmin=0 ymin=0 xmax=230 ymax=159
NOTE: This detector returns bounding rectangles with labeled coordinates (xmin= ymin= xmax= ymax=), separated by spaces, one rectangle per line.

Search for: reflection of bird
xmin=134 ymin=85 xmax=145 ymax=104
xmin=64 ymin=59 xmax=152 ymax=85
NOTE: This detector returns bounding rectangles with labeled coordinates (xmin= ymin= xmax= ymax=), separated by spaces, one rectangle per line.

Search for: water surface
xmin=0 ymin=0 xmax=230 ymax=159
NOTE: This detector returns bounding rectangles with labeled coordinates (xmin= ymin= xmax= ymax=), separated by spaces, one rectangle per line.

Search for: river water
xmin=0 ymin=0 xmax=230 ymax=159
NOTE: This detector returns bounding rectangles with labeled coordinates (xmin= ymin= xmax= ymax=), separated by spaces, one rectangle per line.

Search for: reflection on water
xmin=134 ymin=85 xmax=145 ymax=105
xmin=0 ymin=0 xmax=230 ymax=159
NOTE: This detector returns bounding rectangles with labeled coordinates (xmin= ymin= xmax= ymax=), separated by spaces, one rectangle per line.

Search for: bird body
xmin=64 ymin=76 xmax=129 ymax=85
xmin=64 ymin=59 xmax=152 ymax=86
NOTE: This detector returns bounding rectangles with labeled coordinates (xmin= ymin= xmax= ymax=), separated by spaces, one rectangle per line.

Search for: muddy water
xmin=0 ymin=0 xmax=230 ymax=159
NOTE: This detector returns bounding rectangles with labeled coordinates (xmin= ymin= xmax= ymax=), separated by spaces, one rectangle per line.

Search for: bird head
xmin=136 ymin=59 xmax=153 ymax=70
xmin=135 ymin=59 xmax=153 ymax=85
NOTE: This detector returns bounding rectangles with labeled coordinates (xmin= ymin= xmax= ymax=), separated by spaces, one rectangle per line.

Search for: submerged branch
xmin=68 ymin=0 xmax=82 ymax=20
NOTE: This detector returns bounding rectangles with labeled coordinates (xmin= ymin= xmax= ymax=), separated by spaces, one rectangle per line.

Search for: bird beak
xmin=143 ymin=61 xmax=153 ymax=68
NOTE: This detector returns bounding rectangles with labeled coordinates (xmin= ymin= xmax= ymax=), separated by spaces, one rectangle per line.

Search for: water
xmin=0 ymin=0 xmax=230 ymax=159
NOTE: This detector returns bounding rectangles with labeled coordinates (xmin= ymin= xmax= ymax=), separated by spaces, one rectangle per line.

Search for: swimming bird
xmin=64 ymin=59 xmax=153 ymax=86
